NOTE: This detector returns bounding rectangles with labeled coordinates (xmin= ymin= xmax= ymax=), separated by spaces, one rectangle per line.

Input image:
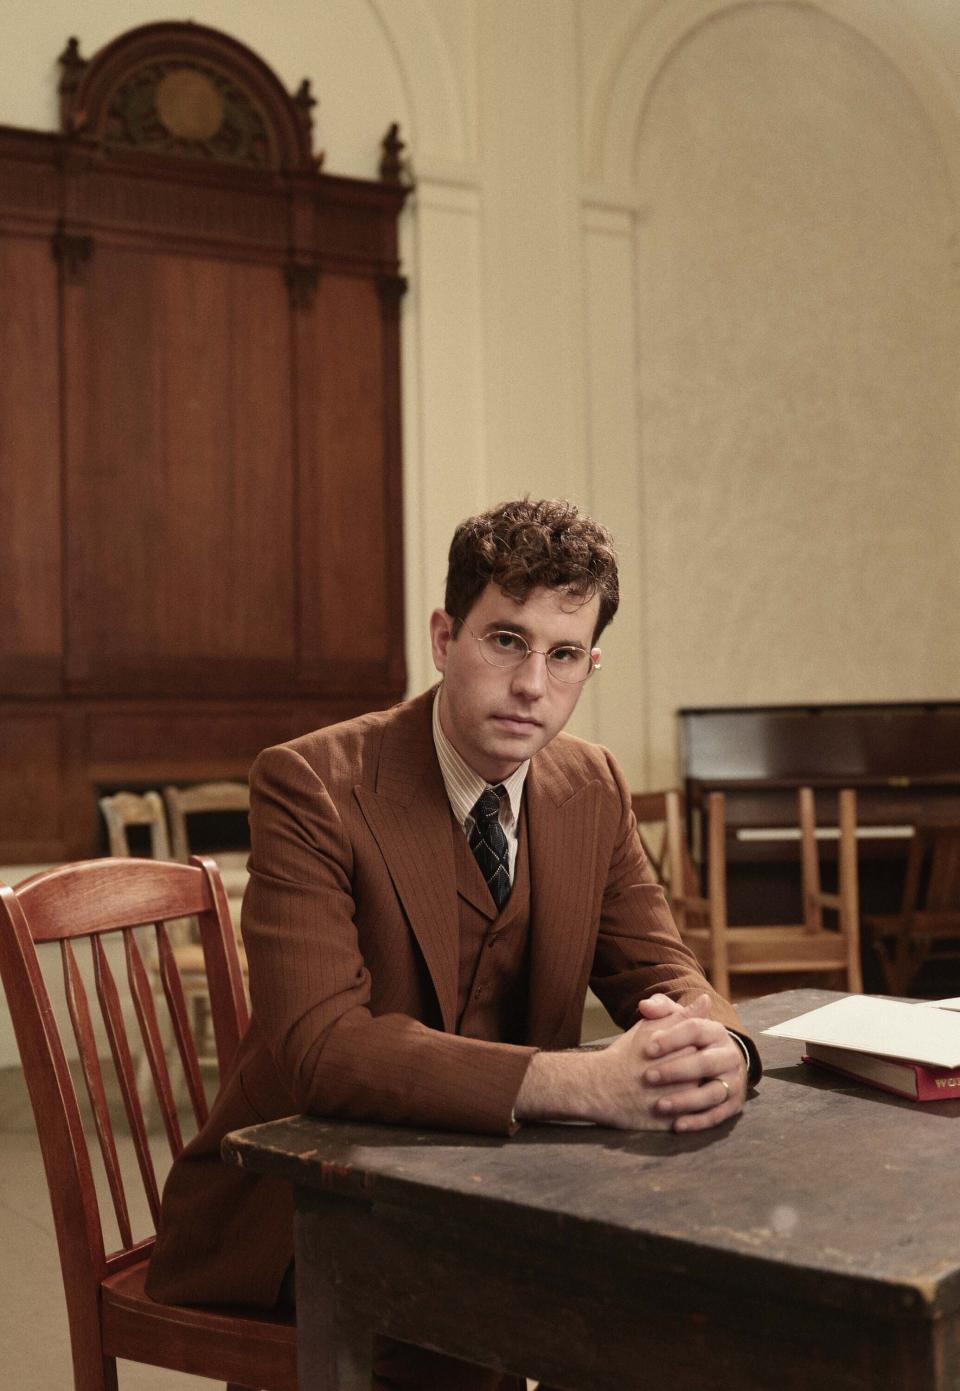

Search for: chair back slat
xmin=92 ymin=933 xmax=164 ymax=1224
xmin=61 ymin=938 xmax=135 ymax=1250
xmin=661 ymin=790 xmax=708 ymax=921
xmin=630 ymin=791 xmax=669 ymax=879
xmin=798 ymin=787 xmax=822 ymax=933
xmin=925 ymin=827 xmax=960 ymax=910
xmin=663 ymin=792 xmax=686 ymax=917
xmin=837 ymin=789 xmax=862 ymax=990
xmin=195 ymin=861 xmax=250 ymax=1071
xmin=154 ymin=925 xmax=210 ymax=1126
xmin=705 ymin=792 xmax=730 ymax=988
xmin=0 ymin=857 xmax=247 ymax=1299
xmin=898 ymin=831 xmax=926 ymax=915
xmin=122 ymin=926 xmax=184 ymax=1156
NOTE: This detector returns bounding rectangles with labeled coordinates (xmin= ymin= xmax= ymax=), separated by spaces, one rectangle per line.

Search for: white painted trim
xmin=367 ymin=0 xmax=471 ymax=164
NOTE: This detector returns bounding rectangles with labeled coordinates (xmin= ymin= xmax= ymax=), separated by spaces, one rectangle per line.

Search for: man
xmin=148 ymin=497 xmax=759 ymax=1388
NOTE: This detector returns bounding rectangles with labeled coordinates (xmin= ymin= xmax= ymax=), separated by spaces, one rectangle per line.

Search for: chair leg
xmin=72 ymin=1354 xmax=119 ymax=1391
xmin=873 ymin=943 xmax=898 ymax=995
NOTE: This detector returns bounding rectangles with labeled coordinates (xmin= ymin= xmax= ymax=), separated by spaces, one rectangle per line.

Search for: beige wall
xmin=3 ymin=0 xmax=959 ymax=795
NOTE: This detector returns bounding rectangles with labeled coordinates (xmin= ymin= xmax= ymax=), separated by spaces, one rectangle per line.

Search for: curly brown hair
xmin=444 ymin=497 xmax=619 ymax=642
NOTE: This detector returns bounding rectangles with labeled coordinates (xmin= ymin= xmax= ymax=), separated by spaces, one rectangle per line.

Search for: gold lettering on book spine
xmin=934 ymin=1077 xmax=960 ymax=1088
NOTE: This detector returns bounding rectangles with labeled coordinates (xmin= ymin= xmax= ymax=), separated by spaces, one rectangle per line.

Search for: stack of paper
xmin=764 ymin=997 xmax=960 ymax=1102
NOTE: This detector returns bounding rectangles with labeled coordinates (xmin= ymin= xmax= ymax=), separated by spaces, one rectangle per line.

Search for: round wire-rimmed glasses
xmin=460 ymin=622 xmax=600 ymax=685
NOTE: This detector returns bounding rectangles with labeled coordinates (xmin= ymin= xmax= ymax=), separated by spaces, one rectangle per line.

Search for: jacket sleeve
xmin=587 ymin=752 xmax=762 ymax=1084
xmin=240 ymin=743 xmax=536 ymax=1134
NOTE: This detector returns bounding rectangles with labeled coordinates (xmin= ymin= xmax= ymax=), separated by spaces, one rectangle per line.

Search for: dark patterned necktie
xmin=468 ymin=785 xmax=511 ymax=910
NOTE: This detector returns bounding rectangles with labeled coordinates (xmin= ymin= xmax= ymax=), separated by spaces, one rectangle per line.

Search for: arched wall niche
xmin=368 ymin=0 xmax=471 ymax=170
xmin=603 ymin=0 xmax=960 ymax=788
xmin=586 ymin=0 xmax=960 ymax=215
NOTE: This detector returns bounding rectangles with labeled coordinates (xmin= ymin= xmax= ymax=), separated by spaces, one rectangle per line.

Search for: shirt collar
xmin=432 ymin=686 xmax=529 ymax=828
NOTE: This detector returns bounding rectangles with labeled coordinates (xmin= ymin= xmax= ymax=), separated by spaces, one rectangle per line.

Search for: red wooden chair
xmin=0 ymin=856 xmax=297 ymax=1391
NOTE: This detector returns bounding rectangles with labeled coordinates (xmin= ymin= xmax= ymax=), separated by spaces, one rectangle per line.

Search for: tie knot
xmin=471 ymin=785 xmax=504 ymax=827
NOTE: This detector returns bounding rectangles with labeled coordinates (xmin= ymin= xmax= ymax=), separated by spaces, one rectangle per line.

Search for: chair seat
xmin=102 ymin=1258 xmax=298 ymax=1390
xmin=863 ymin=911 xmax=960 ymax=940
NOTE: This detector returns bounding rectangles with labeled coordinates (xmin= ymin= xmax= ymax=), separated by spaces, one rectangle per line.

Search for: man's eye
xmin=549 ymin=646 xmax=580 ymax=664
xmin=491 ymin=631 xmax=524 ymax=650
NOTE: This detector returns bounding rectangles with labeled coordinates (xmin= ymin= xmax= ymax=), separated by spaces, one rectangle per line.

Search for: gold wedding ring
xmin=718 ymin=1077 xmax=731 ymax=1102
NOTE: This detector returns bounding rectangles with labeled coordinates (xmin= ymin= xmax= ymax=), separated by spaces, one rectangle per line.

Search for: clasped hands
xmin=515 ymin=991 xmax=747 ymax=1133
xmin=601 ymin=992 xmax=747 ymax=1133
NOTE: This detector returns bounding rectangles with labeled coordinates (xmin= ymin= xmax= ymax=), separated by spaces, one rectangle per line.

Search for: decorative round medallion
xmin=155 ymin=68 xmax=225 ymax=141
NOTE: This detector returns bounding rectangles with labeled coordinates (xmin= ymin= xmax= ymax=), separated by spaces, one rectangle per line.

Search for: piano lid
xmin=679 ymin=702 xmax=960 ymax=785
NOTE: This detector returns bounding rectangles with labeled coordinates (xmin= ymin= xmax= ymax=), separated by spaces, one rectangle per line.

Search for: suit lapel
xmin=452 ymin=826 xmax=498 ymax=918
xmin=354 ymin=691 xmax=461 ymax=1033
xmin=353 ymin=695 xmax=601 ymax=1043
xmin=525 ymin=742 xmax=601 ymax=1048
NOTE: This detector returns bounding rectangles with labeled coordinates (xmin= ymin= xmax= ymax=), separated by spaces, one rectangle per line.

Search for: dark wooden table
xmin=222 ymin=990 xmax=960 ymax=1390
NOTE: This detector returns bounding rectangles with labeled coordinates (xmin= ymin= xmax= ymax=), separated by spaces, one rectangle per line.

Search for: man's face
xmin=429 ymin=582 xmax=602 ymax=783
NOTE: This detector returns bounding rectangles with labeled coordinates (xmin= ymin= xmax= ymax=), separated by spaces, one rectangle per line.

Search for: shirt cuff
xmin=727 ymin=1028 xmax=761 ymax=1086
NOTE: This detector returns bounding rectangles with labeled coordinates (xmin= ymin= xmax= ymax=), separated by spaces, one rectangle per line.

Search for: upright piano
xmin=679 ymin=702 xmax=960 ymax=933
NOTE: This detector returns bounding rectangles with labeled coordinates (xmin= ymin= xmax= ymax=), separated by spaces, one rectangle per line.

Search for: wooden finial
xmin=379 ymin=122 xmax=406 ymax=185
xmin=57 ymin=36 xmax=88 ymax=132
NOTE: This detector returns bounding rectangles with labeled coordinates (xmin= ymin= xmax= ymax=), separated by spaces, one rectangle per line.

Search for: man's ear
xmin=429 ymin=609 xmax=455 ymax=673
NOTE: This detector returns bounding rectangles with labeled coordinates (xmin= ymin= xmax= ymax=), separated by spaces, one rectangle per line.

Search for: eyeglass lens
xmin=478 ymin=630 xmax=593 ymax=683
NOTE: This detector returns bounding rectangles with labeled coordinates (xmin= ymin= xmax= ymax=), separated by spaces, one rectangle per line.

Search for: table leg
xmin=296 ymin=1200 xmax=374 ymax=1391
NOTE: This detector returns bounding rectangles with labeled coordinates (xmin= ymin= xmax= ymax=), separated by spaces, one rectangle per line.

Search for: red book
xmin=803 ymin=1041 xmax=960 ymax=1102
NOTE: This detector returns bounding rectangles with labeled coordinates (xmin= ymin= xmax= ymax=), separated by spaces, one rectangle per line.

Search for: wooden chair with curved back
xmin=664 ymin=787 xmax=863 ymax=999
xmin=0 ymin=856 xmax=296 ymax=1391
xmin=163 ymin=781 xmax=252 ymax=1060
xmin=98 ymin=791 xmax=172 ymax=860
xmin=163 ymin=780 xmax=251 ymax=899
xmin=99 ymin=789 xmax=215 ymax=1073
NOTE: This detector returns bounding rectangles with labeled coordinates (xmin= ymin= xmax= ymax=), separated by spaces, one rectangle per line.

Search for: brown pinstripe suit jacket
xmin=147 ymin=686 xmax=746 ymax=1309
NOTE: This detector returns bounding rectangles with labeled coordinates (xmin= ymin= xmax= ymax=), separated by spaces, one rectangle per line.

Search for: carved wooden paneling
xmin=71 ymin=164 xmax=291 ymax=251
xmin=297 ymin=272 xmax=405 ymax=691
xmin=0 ymin=234 xmax=62 ymax=696
xmin=0 ymin=716 xmax=66 ymax=855
xmin=63 ymin=248 xmax=297 ymax=695
xmin=86 ymin=706 xmax=352 ymax=777
xmin=0 ymin=154 xmax=60 ymax=234
xmin=0 ymin=21 xmax=410 ymax=860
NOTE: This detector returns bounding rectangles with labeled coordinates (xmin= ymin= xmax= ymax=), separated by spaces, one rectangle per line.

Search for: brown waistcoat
xmin=454 ymin=801 xmax=531 ymax=1045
